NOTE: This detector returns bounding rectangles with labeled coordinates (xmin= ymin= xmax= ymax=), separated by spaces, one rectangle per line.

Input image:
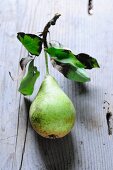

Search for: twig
xmin=40 ymin=13 xmax=61 ymax=48
xmin=88 ymin=0 xmax=93 ymax=15
xmin=9 ymin=72 xmax=14 ymax=81
xmin=40 ymin=13 xmax=61 ymax=75
xmin=106 ymin=111 xmax=112 ymax=135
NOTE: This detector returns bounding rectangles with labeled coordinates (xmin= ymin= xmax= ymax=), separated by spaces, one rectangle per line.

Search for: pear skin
xmin=29 ymin=75 xmax=76 ymax=138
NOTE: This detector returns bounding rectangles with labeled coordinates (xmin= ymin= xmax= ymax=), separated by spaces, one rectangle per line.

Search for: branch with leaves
xmin=17 ymin=14 xmax=99 ymax=96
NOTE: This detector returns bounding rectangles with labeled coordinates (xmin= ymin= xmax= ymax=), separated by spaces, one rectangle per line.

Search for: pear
xmin=29 ymin=75 xmax=76 ymax=138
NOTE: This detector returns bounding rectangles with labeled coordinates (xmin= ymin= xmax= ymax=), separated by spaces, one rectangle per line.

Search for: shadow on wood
xmin=24 ymin=97 xmax=32 ymax=114
xmin=36 ymin=133 xmax=76 ymax=170
xmin=76 ymin=82 xmax=89 ymax=95
xmin=73 ymin=83 xmax=102 ymax=130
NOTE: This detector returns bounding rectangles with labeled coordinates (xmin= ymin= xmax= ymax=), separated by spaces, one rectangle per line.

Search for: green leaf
xmin=46 ymin=47 xmax=85 ymax=68
xmin=17 ymin=32 xmax=42 ymax=56
xmin=46 ymin=47 xmax=91 ymax=82
xmin=46 ymin=46 xmax=99 ymax=82
xmin=51 ymin=59 xmax=90 ymax=83
xmin=19 ymin=60 xmax=40 ymax=95
xmin=64 ymin=65 xmax=90 ymax=82
xmin=76 ymin=53 xmax=100 ymax=69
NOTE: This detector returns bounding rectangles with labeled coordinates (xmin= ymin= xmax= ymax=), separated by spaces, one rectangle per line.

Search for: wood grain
xmin=0 ymin=0 xmax=113 ymax=170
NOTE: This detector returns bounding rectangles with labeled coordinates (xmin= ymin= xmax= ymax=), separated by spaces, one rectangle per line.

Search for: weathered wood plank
xmin=0 ymin=0 xmax=21 ymax=169
xmin=0 ymin=0 xmax=113 ymax=170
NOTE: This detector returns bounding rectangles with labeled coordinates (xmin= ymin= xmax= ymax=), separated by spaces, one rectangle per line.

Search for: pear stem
xmin=44 ymin=50 xmax=49 ymax=75
xmin=40 ymin=13 xmax=61 ymax=75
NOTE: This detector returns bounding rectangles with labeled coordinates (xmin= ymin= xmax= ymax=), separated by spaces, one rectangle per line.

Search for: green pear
xmin=29 ymin=75 xmax=76 ymax=138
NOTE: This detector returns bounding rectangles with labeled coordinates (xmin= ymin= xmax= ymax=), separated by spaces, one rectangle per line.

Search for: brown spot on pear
xmin=29 ymin=75 xmax=76 ymax=138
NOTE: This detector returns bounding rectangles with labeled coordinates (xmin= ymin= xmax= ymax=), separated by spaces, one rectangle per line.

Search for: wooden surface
xmin=0 ymin=0 xmax=113 ymax=169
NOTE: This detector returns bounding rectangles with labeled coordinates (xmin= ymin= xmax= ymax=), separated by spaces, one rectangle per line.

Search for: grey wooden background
xmin=0 ymin=0 xmax=113 ymax=170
